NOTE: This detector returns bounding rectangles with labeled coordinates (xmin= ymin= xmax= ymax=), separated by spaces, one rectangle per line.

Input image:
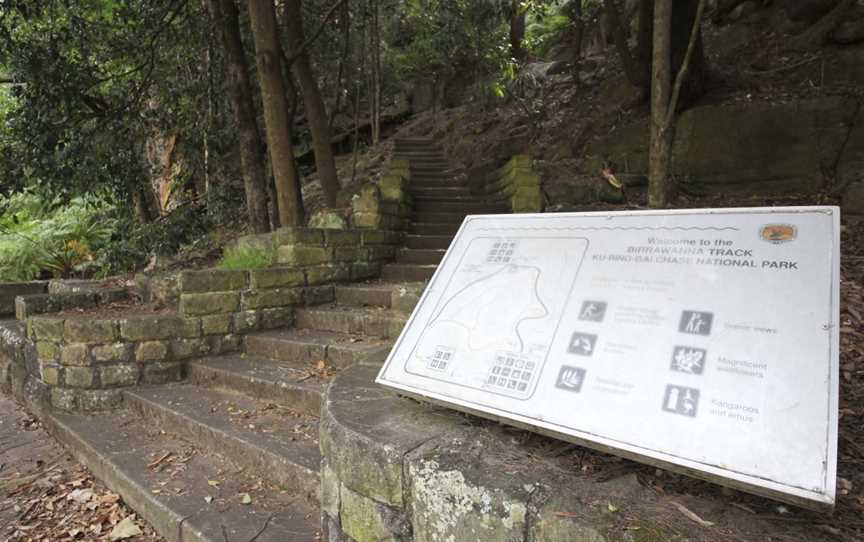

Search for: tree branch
xmin=283 ymin=0 xmax=348 ymax=67
xmin=664 ymin=0 xmax=705 ymax=127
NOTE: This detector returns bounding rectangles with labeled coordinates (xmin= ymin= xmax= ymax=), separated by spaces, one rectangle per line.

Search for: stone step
xmin=395 ymin=149 xmax=444 ymax=156
xmin=414 ymin=211 xmax=472 ymax=224
xmin=396 ymin=146 xmax=441 ymax=155
xmin=187 ymin=355 xmax=325 ymax=416
xmin=124 ymin=385 xmax=321 ymax=504
xmin=394 ymin=141 xmax=438 ymax=151
xmin=381 ymin=263 xmax=438 ymax=282
xmin=48 ymin=409 xmax=320 ymax=542
xmin=405 ymin=234 xmax=453 ymax=250
xmin=409 ymin=180 xmax=462 ymax=189
xmin=411 ymin=187 xmax=473 ymax=198
xmin=407 ymin=222 xmax=461 ymax=236
xmin=410 ymin=166 xmax=454 ymax=176
xmin=336 ymin=281 xmax=426 ymax=314
xmin=294 ymin=306 xmax=408 ymax=339
xmin=397 ymin=248 xmax=446 ymax=265
xmin=411 ymin=170 xmax=456 ymax=183
xmin=245 ymin=328 xmax=392 ymax=368
xmin=414 ymin=200 xmax=510 ymax=213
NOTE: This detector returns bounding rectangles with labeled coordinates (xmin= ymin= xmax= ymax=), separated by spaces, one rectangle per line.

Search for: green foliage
xmin=219 ymin=244 xmax=274 ymax=270
xmin=390 ymin=0 xmax=511 ymax=103
xmin=526 ymin=13 xmax=572 ymax=57
xmin=97 ymin=204 xmax=214 ymax=275
xmin=0 ymin=192 xmax=117 ymax=281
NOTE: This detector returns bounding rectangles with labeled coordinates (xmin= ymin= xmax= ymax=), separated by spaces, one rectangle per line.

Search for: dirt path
xmin=0 ymin=395 xmax=163 ymax=541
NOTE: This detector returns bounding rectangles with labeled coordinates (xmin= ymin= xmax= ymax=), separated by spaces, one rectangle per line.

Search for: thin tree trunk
xmin=649 ymin=0 xmax=673 ymax=208
xmin=368 ymin=0 xmax=382 ymax=145
xmin=329 ymin=0 xmax=351 ymax=131
xmin=649 ymin=0 xmax=705 ymax=208
xmin=208 ymin=0 xmax=271 ymax=233
xmin=283 ymin=0 xmax=340 ymax=208
xmin=509 ymin=1 xmax=527 ymax=62
xmin=565 ymin=0 xmax=584 ymax=60
xmin=248 ymin=0 xmax=305 ymax=227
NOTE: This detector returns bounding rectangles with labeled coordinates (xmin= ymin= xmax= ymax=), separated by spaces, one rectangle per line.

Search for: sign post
xmin=377 ymin=207 xmax=840 ymax=511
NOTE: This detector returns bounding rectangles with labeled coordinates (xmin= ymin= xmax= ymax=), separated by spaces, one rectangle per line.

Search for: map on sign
xmin=377 ymin=207 xmax=840 ymax=511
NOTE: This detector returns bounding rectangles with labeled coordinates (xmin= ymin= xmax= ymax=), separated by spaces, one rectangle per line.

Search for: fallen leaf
xmin=67 ymin=488 xmax=94 ymax=504
xmin=204 ymin=496 xmax=213 ymax=504
xmin=109 ymin=516 xmax=142 ymax=541
xmin=241 ymin=493 xmax=252 ymax=505
xmin=607 ymin=503 xmax=618 ymax=513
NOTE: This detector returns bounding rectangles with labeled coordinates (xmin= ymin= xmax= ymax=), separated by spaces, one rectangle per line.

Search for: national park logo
xmin=759 ymin=224 xmax=797 ymax=244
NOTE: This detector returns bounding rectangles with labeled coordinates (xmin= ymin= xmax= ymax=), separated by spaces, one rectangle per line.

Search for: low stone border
xmin=352 ymin=158 xmax=413 ymax=229
xmin=0 ymin=280 xmax=48 ymax=317
xmin=320 ymin=363 xmax=825 ymax=541
xmin=469 ymin=155 xmax=544 ymax=213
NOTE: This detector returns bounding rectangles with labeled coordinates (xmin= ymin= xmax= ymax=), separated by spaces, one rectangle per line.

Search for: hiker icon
xmin=578 ymin=300 xmax=607 ymax=322
xmin=679 ymin=310 xmax=713 ymax=336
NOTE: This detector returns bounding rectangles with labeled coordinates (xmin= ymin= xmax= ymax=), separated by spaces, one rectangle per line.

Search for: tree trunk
xmin=670 ymin=0 xmax=708 ymax=103
xmin=209 ymin=0 xmax=271 ymax=233
xmin=649 ymin=0 xmax=673 ymax=208
xmin=649 ymin=0 xmax=705 ymax=208
xmin=283 ymin=0 xmax=340 ymax=208
xmin=248 ymin=0 xmax=305 ymax=228
xmin=368 ymin=0 xmax=382 ymax=145
xmin=608 ymin=0 xmax=707 ymax=103
xmin=566 ymin=0 xmax=584 ymax=60
xmin=509 ymin=1 xmax=527 ymax=61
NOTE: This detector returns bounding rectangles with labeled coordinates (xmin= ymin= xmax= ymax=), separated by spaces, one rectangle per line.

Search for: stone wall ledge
xmin=321 ymin=363 xmax=827 ymax=542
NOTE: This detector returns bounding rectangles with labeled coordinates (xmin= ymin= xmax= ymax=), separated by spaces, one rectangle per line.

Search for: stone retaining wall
xmin=0 ymin=281 xmax=48 ymax=317
xmin=470 ymin=155 xmax=544 ymax=213
xmin=320 ymin=363 xmax=825 ymax=542
xmin=352 ymin=158 xmax=413 ymax=229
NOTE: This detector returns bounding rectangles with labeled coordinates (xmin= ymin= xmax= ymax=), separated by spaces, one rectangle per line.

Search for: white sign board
xmin=377 ymin=207 xmax=840 ymax=510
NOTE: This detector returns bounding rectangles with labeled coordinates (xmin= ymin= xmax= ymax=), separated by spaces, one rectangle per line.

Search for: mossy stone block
xmin=201 ymin=313 xmax=232 ymax=335
xmin=179 ymin=292 xmax=240 ymax=316
xmin=136 ymin=341 xmax=169 ymax=363
xmin=91 ymin=343 xmax=131 ymax=363
xmin=119 ymin=315 xmax=178 ymax=341
xmin=64 ymin=366 xmax=95 ymax=388
xmin=64 ymin=318 xmax=117 ymax=343
xmin=180 ymin=269 xmax=248 ymax=293
xmin=305 ymin=265 xmax=351 ymax=285
xmin=340 ymin=485 xmax=409 ymax=542
xmin=241 ymin=288 xmax=303 ymax=310
xmin=29 ymin=317 xmax=65 ymax=341
xmin=276 ymin=245 xmax=334 ymax=266
xmin=232 ymin=311 xmax=260 ymax=333
xmin=36 ymin=341 xmax=59 ymax=362
xmin=99 ymin=364 xmax=140 ymax=387
xmin=60 ymin=343 xmax=90 ymax=366
xmin=249 ymin=268 xmax=306 ymax=290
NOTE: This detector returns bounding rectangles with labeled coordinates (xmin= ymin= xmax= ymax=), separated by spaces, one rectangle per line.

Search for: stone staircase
xmin=45 ymin=136 xmax=511 ymax=541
